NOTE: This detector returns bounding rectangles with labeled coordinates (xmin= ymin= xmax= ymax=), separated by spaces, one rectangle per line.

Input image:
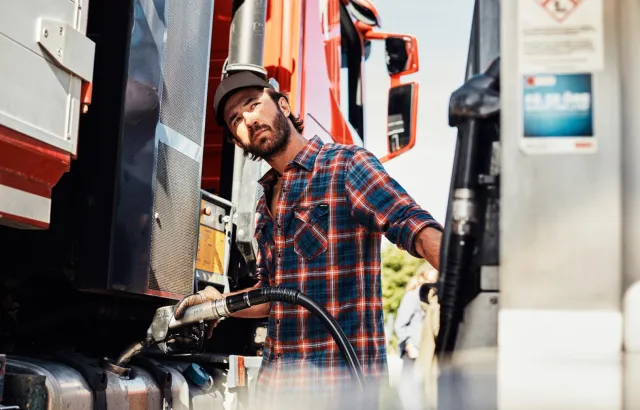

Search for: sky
xmin=354 ymin=0 xmax=475 ymax=246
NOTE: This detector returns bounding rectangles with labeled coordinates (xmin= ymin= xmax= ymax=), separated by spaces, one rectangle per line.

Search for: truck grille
xmin=149 ymin=142 xmax=200 ymax=296
xmin=159 ymin=0 xmax=214 ymax=146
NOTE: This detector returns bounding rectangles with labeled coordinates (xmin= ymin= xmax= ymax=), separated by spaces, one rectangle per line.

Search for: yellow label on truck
xmin=195 ymin=225 xmax=225 ymax=275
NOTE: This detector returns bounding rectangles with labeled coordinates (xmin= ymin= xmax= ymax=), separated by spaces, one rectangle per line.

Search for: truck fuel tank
xmin=3 ymin=356 xmax=225 ymax=410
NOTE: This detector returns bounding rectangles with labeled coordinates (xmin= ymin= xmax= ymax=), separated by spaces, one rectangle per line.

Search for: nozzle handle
xmin=168 ymin=299 xmax=229 ymax=329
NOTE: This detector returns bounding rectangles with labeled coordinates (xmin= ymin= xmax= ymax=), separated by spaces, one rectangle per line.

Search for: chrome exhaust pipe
xmin=226 ymin=0 xmax=268 ymax=77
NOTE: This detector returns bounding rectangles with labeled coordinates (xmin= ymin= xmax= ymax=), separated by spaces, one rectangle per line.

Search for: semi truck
xmin=0 ymin=0 xmax=422 ymax=408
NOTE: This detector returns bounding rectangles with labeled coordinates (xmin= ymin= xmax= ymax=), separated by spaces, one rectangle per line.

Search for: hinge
xmin=37 ymin=19 xmax=96 ymax=82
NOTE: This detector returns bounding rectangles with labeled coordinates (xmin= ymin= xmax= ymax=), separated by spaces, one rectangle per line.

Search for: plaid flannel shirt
xmin=253 ymin=136 xmax=441 ymax=396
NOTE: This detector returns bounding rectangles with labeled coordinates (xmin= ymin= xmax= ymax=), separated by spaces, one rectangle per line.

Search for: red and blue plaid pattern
xmin=253 ymin=136 xmax=441 ymax=393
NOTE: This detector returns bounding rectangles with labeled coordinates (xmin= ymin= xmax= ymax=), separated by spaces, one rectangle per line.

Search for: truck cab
xmin=0 ymin=0 xmax=422 ymax=408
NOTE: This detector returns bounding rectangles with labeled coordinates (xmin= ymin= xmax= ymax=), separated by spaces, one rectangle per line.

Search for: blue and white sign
xmin=521 ymin=73 xmax=596 ymax=154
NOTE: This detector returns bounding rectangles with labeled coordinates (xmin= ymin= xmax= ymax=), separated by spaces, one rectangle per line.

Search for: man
xmin=174 ymin=72 xmax=443 ymax=405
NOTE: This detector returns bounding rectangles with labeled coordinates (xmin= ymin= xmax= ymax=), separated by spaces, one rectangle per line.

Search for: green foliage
xmin=381 ymin=244 xmax=424 ymax=319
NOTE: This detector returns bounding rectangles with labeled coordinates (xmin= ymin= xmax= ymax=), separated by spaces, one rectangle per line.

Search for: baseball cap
xmin=213 ymin=71 xmax=274 ymax=126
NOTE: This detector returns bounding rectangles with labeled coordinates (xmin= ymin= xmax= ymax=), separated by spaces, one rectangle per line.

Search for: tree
xmin=381 ymin=244 xmax=424 ymax=319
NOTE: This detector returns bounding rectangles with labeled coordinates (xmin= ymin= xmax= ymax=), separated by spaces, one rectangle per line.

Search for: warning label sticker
xmin=518 ymin=0 xmax=604 ymax=74
xmin=537 ymin=0 xmax=584 ymax=22
xmin=195 ymin=225 xmax=225 ymax=275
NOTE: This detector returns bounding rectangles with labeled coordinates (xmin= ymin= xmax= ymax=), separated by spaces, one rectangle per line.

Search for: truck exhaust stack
xmin=226 ymin=0 xmax=269 ymax=77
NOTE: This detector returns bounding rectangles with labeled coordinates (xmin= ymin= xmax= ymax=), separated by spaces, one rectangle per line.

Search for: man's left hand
xmin=415 ymin=227 xmax=442 ymax=271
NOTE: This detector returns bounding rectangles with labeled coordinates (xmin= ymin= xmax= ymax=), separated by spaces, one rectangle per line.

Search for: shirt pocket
xmin=292 ymin=203 xmax=330 ymax=260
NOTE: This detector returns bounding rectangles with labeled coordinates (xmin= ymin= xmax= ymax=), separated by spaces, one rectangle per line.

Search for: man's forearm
xmin=415 ymin=227 xmax=442 ymax=271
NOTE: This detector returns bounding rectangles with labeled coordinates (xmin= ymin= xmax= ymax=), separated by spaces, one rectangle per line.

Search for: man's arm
xmin=174 ymin=252 xmax=272 ymax=320
xmin=414 ymin=226 xmax=442 ymax=271
xmin=345 ymin=148 xmax=443 ymax=270
xmin=223 ymin=282 xmax=271 ymax=319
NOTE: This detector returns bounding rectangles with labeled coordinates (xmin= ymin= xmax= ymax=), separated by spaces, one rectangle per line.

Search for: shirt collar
xmin=257 ymin=136 xmax=324 ymax=189
xmin=292 ymin=135 xmax=323 ymax=171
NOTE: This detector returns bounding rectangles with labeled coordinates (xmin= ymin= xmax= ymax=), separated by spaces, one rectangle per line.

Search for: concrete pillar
xmin=620 ymin=0 xmax=640 ymax=353
xmin=499 ymin=0 xmax=623 ymax=356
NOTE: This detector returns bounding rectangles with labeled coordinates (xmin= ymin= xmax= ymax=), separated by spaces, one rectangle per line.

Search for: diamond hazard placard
xmin=518 ymin=0 xmax=604 ymax=74
xmin=536 ymin=0 xmax=585 ymax=22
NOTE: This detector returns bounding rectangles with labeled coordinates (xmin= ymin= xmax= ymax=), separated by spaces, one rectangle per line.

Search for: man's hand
xmin=415 ymin=227 xmax=442 ymax=271
xmin=174 ymin=286 xmax=223 ymax=339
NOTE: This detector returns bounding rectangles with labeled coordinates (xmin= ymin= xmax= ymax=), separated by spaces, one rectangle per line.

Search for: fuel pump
xmin=436 ymin=57 xmax=500 ymax=356
xmin=435 ymin=0 xmax=501 ymax=358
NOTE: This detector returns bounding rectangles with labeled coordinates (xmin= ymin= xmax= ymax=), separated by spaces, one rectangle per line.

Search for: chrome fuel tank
xmin=6 ymin=357 xmax=92 ymax=410
xmin=5 ymin=356 xmax=225 ymax=410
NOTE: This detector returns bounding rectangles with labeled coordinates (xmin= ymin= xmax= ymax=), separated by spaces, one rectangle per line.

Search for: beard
xmin=239 ymin=109 xmax=291 ymax=161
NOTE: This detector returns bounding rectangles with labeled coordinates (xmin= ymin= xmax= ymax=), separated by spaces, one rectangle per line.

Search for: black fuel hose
xmin=225 ymin=287 xmax=366 ymax=391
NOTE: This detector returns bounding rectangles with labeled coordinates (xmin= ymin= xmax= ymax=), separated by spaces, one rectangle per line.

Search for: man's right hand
xmin=174 ymin=286 xmax=223 ymax=339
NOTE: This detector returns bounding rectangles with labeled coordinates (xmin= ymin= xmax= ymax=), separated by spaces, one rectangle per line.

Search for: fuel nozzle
xmin=145 ymin=298 xmax=230 ymax=345
xmin=143 ymin=289 xmax=275 ymax=349
xmin=115 ymin=290 xmax=274 ymax=367
xmin=113 ymin=299 xmax=230 ymax=367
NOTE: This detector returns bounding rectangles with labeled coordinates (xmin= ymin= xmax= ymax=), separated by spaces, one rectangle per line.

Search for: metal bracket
xmin=37 ymin=19 xmax=96 ymax=82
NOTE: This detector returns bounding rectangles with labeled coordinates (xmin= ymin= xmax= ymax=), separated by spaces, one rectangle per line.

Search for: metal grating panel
xmin=159 ymin=0 xmax=214 ymax=146
xmin=149 ymin=141 xmax=201 ymax=296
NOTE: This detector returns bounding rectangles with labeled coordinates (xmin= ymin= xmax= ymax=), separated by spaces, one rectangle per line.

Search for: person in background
xmin=417 ymin=272 xmax=440 ymax=410
xmin=395 ymin=263 xmax=438 ymax=373
xmin=394 ymin=263 xmax=438 ymax=410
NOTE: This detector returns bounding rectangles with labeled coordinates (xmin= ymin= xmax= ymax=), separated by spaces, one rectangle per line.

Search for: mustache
xmin=249 ymin=123 xmax=272 ymax=140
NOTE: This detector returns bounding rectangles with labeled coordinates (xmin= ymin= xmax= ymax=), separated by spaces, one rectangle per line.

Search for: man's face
xmin=223 ymin=87 xmax=291 ymax=161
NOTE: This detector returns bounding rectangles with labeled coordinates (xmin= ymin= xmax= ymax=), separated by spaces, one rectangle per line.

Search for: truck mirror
xmin=385 ymin=35 xmax=418 ymax=77
xmin=383 ymin=82 xmax=418 ymax=161
xmin=357 ymin=24 xmax=420 ymax=162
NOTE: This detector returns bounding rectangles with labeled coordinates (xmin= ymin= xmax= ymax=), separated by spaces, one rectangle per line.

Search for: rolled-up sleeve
xmin=345 ymin=148 xmax=442 ymax=258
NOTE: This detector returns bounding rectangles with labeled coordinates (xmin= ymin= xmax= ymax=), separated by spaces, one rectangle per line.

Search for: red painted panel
xmin=0 ymin=211 xmax=49 ymax=230
xmin=201 ymin=0 xmax=233 ymax=192
xmin=0 ymin=125 xmax=70 ymax=191
xmin=145 ymin=288 xmax=185 ymax=301
xmin=0 ymin=125 xmax=69 ymax=229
